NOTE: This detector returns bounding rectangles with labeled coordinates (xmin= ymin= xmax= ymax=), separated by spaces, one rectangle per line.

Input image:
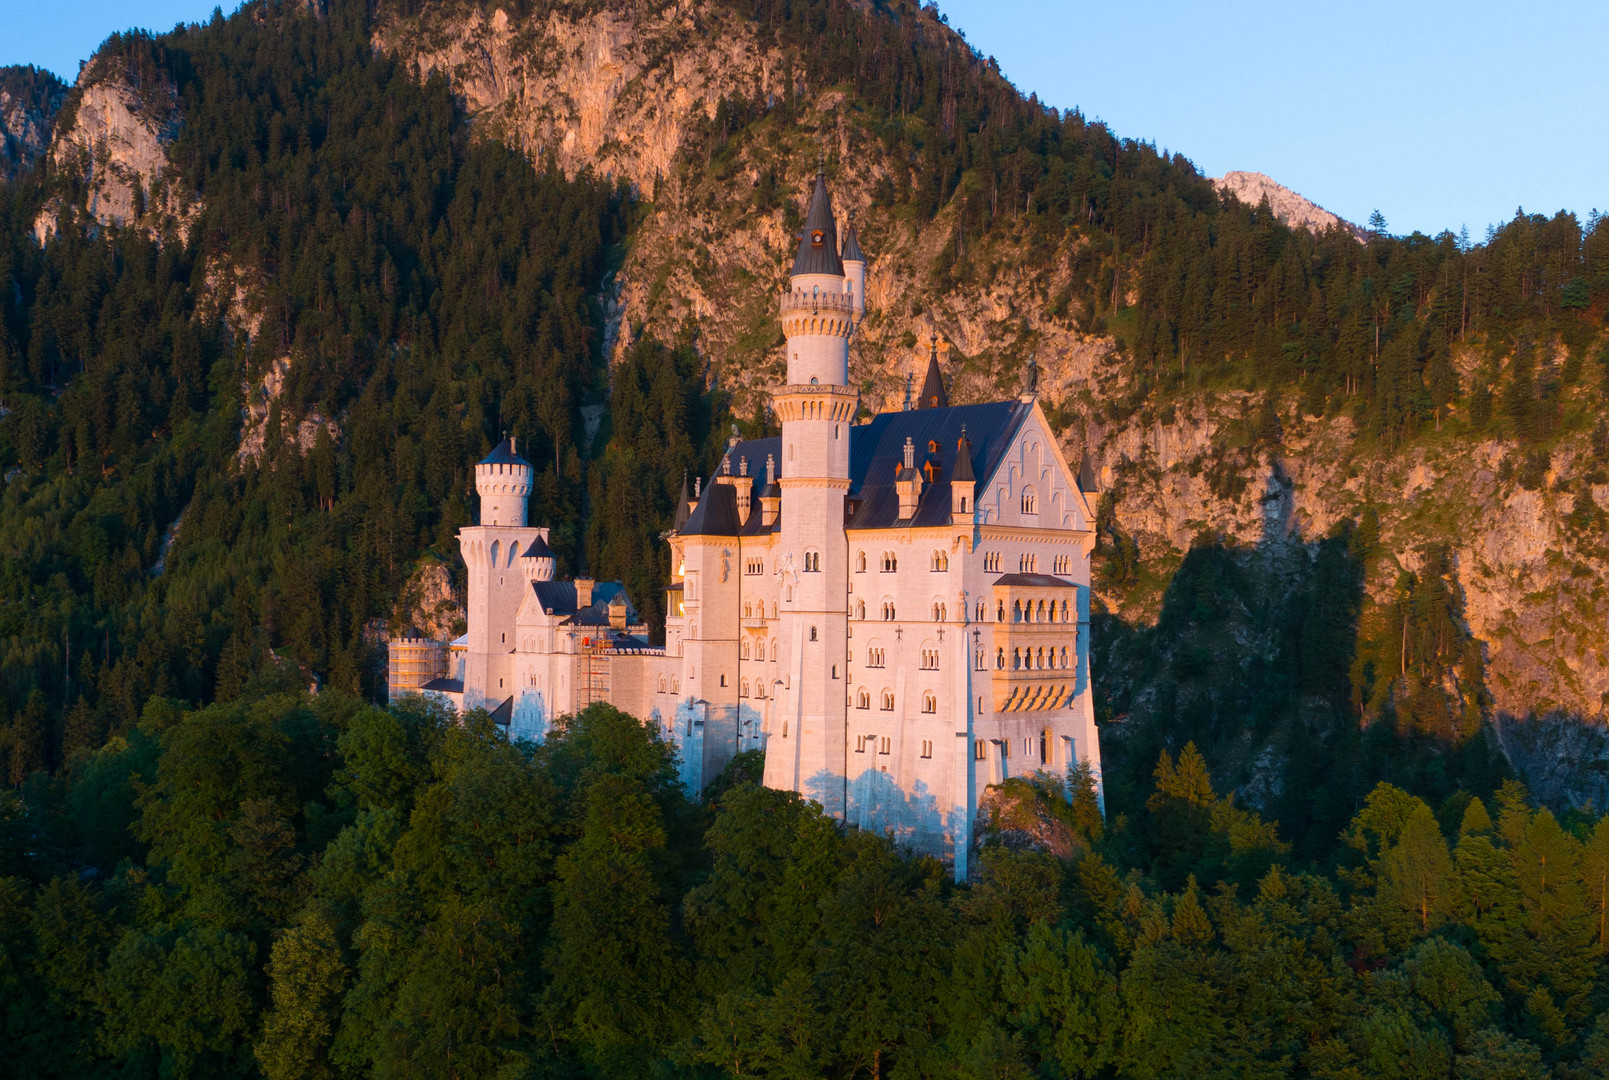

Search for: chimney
xmin=574 ymin=578 xmax=594 ymax=610
xmin=760 ymin=453 xmax=781 ymax=527
xmin=896 ymin=436 xmax=923 ymax=520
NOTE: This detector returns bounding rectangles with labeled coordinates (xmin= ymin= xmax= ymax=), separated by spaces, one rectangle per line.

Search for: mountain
xmin=3 ymin=0 xmax=1609 ymax=831
xmin=0 ymin=65 xmax=66 ymax=183
xmin=1212 ymin=170 xmax=1367 ymax=241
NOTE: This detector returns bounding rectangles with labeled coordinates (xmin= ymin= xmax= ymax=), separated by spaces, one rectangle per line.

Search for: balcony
xmin=779 ymin=289 xmax=854 ymax=316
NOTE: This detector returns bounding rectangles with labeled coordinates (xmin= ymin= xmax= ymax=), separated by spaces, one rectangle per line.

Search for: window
xmin=810 ymin=625 xmax=819 ymax=641
xmin=1019 ymin=553 xmax=1038 ymax=573
xmin=855 ymin=599 xmax=866 ymax=620
xmin=1022 ymin=488 xmax=1038 ymax=515
xmin=1053 ymin=554 xmax=1070 ymax=574
xmin=996 ymin=600 xmax=1005 ymax=622
xmin=658 ymin=675 xmax=667 ymax=692
xmin=757 ymin=682 xmax=766 ymax=699
xmin=920 ymin=648 xmax=939 ymax=670
xmin=857 ymin=551 xmax=867 ymax=572
xmin=881 ymin=601 xmax=896 ymax=621
xmin=921 ymin=740 xmax=933 ymax=758
xmin=975 ymin=649 xmax=985 ymax=671
xmin=984 ymin=552 xmax=1001 ymax=572
xmin=881 ymin=552 xmax=897 ymax=572
xmin=781 ymin=720 xmax=787 ymax=736
xmin=879 ymin=736 xmax=892 ymax=754
xmin=756 ymin=641 xmax=765 ymax=661
xmin=857 ymin=689 xmax=871 ymax=709
xmin=720 ymin=674 xmax=727 ymax=686
xmin=741 ymin=640 xmax=750 ymax=659
xmin=1048 ymin=601 xmax=1057 ymax=623
xmin=996 ymin=647 xmax=1005 ymax=669
xmin=672 ymin=677 xmax=680 ymax=693
xmin=1036 ymin=647 xmax=1045 ymax=669
xmin=770 ymin=637 xmax=778 ymax=658
xmin=746 ymin=557 xmax=764 ymax=575
xmin=931 ymin=550 xmax=949 ymax=571
xmin=975 ymin=601 xmax=986 ymax=622
xmin=740 ymin=679 xmax=749 ymax=697
xmin=856 ymin=735 xmax=869 ymax=753
xmin=881 ymin=690 xmax=895 ymax=711
xmin=975 ymin=739 xmax=986 ymax=761
xmin=1013 ymin=600 xmax=1023 ymax=622
xmin=867 ymin=647 xmax=885 ymax=668
xmin=922 ymin=692 xmax=937 ymax=714
xmin=932 ymin=602 xmax=947 ymax=622
xmin=1037 ymin=600 xmax=1047 ymax=622
xmin=1013 ymin=648 xmax=1022 ymax=670
xmin=1061 ymin=600 xmax=1070 ymax=621
xmin=1060 ymin=646 xmax=1069 ymax=667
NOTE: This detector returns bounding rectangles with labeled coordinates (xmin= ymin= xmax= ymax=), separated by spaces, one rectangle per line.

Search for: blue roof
xmin=480 ymin=438 xmax=531 ymax=467
xmin=676 ymin=401 xmax=1030 ymax=535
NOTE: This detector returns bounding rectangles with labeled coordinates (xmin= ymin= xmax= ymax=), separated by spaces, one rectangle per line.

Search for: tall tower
xmin=763 ymin=167 xmax=861 ymax=815
xmin=458 ymin=438 xmax=544 ymax=710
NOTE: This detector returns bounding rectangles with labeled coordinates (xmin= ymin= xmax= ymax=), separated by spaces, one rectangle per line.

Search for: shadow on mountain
xmin=1092 ymin=464 xmax=1510 ymax=862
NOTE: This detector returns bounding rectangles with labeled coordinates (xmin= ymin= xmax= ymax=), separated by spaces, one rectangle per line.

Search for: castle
xmin=400 ymin=169 xmax=1103 ymax=871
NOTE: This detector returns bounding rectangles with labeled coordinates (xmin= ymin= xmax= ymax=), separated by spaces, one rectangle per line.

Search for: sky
xmin=2 ymin=0 xmax=1604 ymax=238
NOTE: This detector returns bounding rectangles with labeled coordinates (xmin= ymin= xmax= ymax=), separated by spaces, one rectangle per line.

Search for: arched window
xmin=508 ymin=541 xmax=520 ymax=564
xmin=740 ymin=679 xmax=749 ymax=697
xmin=756 ymin=641 xmax=766 ymax=661
xmin=672 ymin=677 xmax=681 ymax=693
xmin=1036 ymin=647 xmax=1045 ymax=669
xmin=996 ymin=600 xmax=1005 ymax=622
xmin=996 ymin=647 xmax=1005 ymax=670
xmin=1013 ymin=600 xmax=1023 ymax=622
xmin=920 ymin=648 xmax=939 ymax=670
xmin=804 ymin=550 xmax=821 ymax=572
xmin=658 ymin=675 xmax=667 ymax=692
xmin=743 ymin=601 xmax=752 ymax=618
xmin=1013 ymin=648 xmax=1022 ymax=670
xmin=810 ymin=625 xmax=819 ymax=641
xmin=867 ymin=647 xmax=886 ymax=668
xmin=1037 ymin=600 xmax=1047 ymax=621
xmin=1021 ymin=487 xmax=1038 ymax=515
xmin=770 ymin=637 xmax=778 ymax=658
xmin=1062 ymin=600 xmax=1070 ymax=621
xmin=882 ymin=601 xmax=896 ymax=621
xmin=855 ymin=599 xmax=866 ymax=620
xmin=923 ymin=691 xmax=937 ymax=714
xmin=882 ymin=552 xmax=897 ymax=572
xmin=490 ymin=539 xmax=501 ymax=565
xmin=741 ymin=640 xmax=750 ymax=659
xmin=975 ymin=601 xmax=985 ymax=622
xmin=857 ymin=689 xmax=871 ymax=709
xmin=1048 ymin=601 xmax=1057 ymax=623
xmin=881 ymin=690 xmax=895 ymax=711
xmin=931 ymin=550 xmax=948 ymax=571
xmin=857 ymin=551 xmax=867 ymax=572
xmin=757 ymin=682 xmax=766 ymax=699
xmin=1060 ymin=646 xmax=1069 ymax=667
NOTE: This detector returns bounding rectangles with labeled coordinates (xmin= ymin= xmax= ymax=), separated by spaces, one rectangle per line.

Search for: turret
xmin=476 ymin=437 xmax=533 ymax=526
xmin=917 ymin=335 xmax=949 ymax=409
xmin=952 ymin=426 xmax=976 ymax=523
xmin=841 ymin=221 xmax=865 ymax=320
xmin=759 ymin=453 xmax=781 ymax=527
xmin=780 ymin=165 xmax=855 ymax=388
xmin=520 ymin=528 xmax=557 ymax=582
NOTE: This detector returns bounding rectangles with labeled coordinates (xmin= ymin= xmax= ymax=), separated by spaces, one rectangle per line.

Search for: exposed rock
xmin=1213 ymin=170 xmax=1366 ymax=241
xmin=236 ymin=355 xmax=342 ymax=465
xmin=0 ymin=65 xmax=66 ymax=183
xmin=395 ymin=559 xmax=465 ymax=643
xmin=33 ymin=56 xmax=200 ymax=244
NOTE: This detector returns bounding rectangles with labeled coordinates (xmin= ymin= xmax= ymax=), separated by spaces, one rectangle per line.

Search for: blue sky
xmin=3 ymin=0 xmax=1603 ymax=238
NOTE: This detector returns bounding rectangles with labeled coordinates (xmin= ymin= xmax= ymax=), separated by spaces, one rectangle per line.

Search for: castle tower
xmin=458 ymin=438 xmax=545 ymax=710
xmin=763 ymin=167 xmax=860 ymax=815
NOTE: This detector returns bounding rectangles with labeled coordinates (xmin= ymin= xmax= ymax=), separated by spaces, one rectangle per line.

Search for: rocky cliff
xmin=369 ymin=0 xmax=1609 ymax=807
xmin=1213 ymin=170 xmax=1366 ymax=241
xmin=0 ymin=66 xmax=66 ymax=183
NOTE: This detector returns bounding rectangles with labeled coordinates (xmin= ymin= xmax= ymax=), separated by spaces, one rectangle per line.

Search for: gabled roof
xmin=789 ymin=168 xmax=844 ymax=278
xmin=480 ymin=438 xmax=530 ymax=467
xmin=847 ymin=401 xmax=1032 ymax=530
xmin=529 ymin=579 xmax=638 ymax=625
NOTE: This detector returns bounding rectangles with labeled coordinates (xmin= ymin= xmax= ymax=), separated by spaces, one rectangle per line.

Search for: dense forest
xmin=4 ymin=694 xmax=1609 ymax=1078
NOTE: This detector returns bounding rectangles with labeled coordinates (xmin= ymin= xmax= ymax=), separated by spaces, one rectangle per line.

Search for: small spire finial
xmin=766 ymin=453 xmax=775 ymax=484
xmin=903 ymin=372 xmax=913 ymax=411
xmin=903 ymin=436 xmax=915 ymax=470
xmin=739 ymin=456 xmax=748 ymax=477
xmin=1026 ymin=352 xmax=1040 ymax=396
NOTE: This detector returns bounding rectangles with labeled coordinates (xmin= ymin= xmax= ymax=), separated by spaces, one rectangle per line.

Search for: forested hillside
xmin=5 ymin=695 xmax=1609 ymax=1078
xmin=0 ymin=0 xmax=1607 ymax=836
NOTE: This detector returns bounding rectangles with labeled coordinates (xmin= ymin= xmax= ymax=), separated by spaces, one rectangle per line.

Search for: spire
xmin=673 ymin=470 xmax=691 ymax=530
xmin=954 ymin=424 xmax=975 ymax=483
xmin=902 ymin=372 xmax=913 ymax=411
xmin=917 ymin=334 xmax=949 ymax=409
xmin=841 ymin=220 xmax=864 ymax=263
xmin=789 ymin=164 xmax=845 ymax=277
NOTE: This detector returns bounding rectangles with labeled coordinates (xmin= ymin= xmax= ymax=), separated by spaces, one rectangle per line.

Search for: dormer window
xmin=811 ymin=229 xmax=824 ymax=246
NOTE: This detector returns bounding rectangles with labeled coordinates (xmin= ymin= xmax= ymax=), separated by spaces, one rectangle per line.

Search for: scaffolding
xmin=387 ymin=633 xmax=447 ymax=700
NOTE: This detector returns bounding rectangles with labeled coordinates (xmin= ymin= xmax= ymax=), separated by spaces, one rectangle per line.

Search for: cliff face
xmin=1212 ymin=170 xmax=1366 ymax=241
xmin=367 ymin=0 xmax=1609 ymax=803
xmin=0 ymin=66 xmax=66 ymax=183
xmin=32 ymin=56 xmax=199 ymax=245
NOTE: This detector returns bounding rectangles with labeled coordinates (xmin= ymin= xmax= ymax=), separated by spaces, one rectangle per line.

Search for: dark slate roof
xmin=991 ymin=573 xmax=1077 ymax=588
xmin=953 ymin=429 xmax=975 ymax=483
xmin=1077 ymin=456 xmax=1098 ymax=493
xmin=420 ymin=677 xmax=464 ymax=693
xmin=678 ymin=437 xmax=784 ymax=537
xmin=674 ymin=403 xmax=1029 ymax=535
xmin=841 ymin=222 xmax=865 ymax=262
xmin=489 ymin=697 xmax=513 ymax=726
xmin=673 ymin=472 xmax=691 ymax=530
xmin=847 ymin=401 xmax=1030 ymax=529
xmin=789 ymin=169 xmax=844 ymax=278
xmin=480 ymin=438 xmax=531 ymax=467
xmin=530 ymin=579 xmax=638 ymax=625
xmin=522 ymin=532 xmax=554 ymax=559
xmin=917 ymin=346 xmax=948 ymax=409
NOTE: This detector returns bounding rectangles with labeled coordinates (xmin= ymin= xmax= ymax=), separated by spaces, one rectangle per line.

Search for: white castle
xmin=407 ymin=169 xmax=1103 ymax=871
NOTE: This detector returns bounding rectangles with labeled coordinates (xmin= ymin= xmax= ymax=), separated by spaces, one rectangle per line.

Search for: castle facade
xmin=413 ymin=170 xmax=1103 ymax=871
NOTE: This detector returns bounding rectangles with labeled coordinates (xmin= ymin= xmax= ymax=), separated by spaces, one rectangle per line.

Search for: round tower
xmin=779 ymin=164 xmax=856 ymax=388
xmin=475 ymin=437 xmax=533 ymax=526
xmin=519 ymin=528 xmax=557 ymax=582
xmin=841 ymin=221 xmax=866 ymax=320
